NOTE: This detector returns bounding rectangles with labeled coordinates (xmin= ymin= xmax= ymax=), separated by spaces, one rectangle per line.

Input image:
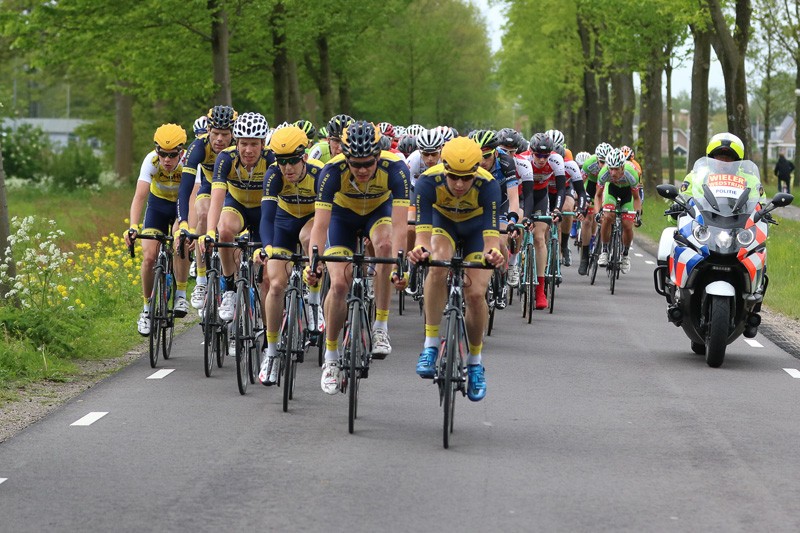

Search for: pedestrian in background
xmin=774 ymin=153 xmax=794 ymax=194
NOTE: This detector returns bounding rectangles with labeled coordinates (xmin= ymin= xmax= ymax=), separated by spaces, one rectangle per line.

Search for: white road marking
xmin=744 ymin=339 xmax=764 ymax=348
xmin=147 ymin=369 xmax=175 ymax=379
xmin=634 ymin=253 xmax=644 ymax=257
xmin=783 ymin=369 xmax=800 ymax=379
xmin=70 ymin=412 xmax=108 ymax=426
xmin=0 ymin=478 xmax=7 ymax=485
xmin=645 ymin=260 xmax=655 ymax=265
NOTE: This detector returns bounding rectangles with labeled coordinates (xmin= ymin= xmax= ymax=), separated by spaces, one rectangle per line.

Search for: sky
xmin=470 ymin=0 xmax=726 ymax=98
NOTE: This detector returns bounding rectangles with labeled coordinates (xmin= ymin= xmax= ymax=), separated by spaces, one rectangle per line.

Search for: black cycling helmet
xmin=341 ymin=120 xmax=381 ymax=158
xmin=497 ymin=128 xmax=521 ymax=150
xmin=293 ymin=119 xmax=316 ymax=141
xmin=207 ymin=105 xmax=237 ymax=130
xmin=327 ymin=114 xmax=354 ymax=140
xmin=472 ymin=129 xmax=499 ymax=150
xmin=378 ymin=134 xmax=392 ymax=150
xmin=529 ymin=132 xmax=553 ymax=154
xmin=397 ymin=135 xmax=417 ymax=157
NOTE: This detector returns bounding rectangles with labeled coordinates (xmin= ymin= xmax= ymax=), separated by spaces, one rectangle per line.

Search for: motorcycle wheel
xmin=705 ymin=295 xmax=730 ymax=368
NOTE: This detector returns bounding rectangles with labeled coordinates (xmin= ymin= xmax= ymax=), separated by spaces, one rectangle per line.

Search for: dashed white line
xmin=634 ymin=253 xmax=644 ymax=257
xmin=784 ymin=369 xmax=800 ymax=379
xmin=744 ymin=339 xmax=764 ymax=348
xmin=147 ymin=369 xmax=175 ymax=379
xmin=0 ymin=478 xmax=7 ymax=485
xmin=70 ymin=412 xmax=108 ymax=426
xmin=645 ymin=260 xmax=655 ymax=265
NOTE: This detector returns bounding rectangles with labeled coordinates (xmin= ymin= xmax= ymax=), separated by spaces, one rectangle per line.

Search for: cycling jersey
xmin=316 ymin=151 xmax=410 ymax=215
xmin=212 ymin=146 xmax=276 ymax=209
xmin=138 ymin=151 xmax=183 ymax=203
xmin=488 ymin=148 xmax=519 ymax=208
xmin=309 ymin=141 xmax=332 ymax=163
xmin=513 ymin=154 xmax=534 ymax=183
xmin=260 ymin=159 xmax=324 ymax=253
xmin=405 ymin=150 xmax=429 ymax=184
xmin=599 ymin=162 xmax=640 ymax=214
xmin=178 ymin=135 xmax=224 ymax=222
xmin=581 ymin=154 xmax=603 ymax=183
xmin=598 ymin=162 xmax=639 ymax=188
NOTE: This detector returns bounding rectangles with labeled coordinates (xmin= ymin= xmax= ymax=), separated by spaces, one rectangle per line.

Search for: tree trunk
xmin=114 ymin=90 xmax=134 ymax=180
xmin=795 ymin=65 xmax=800 ymax=190
xmin=689 ymin=25 xmax=711 ymax=171
xmin=639 ymin=61 xmax=663 ymax=193
xmin=271 ymin=2 xmax=288 ymax=123
xmin=209 ymin=0 xmax=231 ymax=105
xmin=761 ymin=39 xmax=772 ymax=184
xmin=578 ymin=13 xmax=599 ymax=150
xmin=666 ymin=52 xmax=675 ymax=184
xmin=610 ymin=70 xmax=635 ymax=146
xmin=598 ymin=74 xmax=610 ymax=142
xmin=337 ymin=70 xmax=351 ymax=116
xmin=707 ymin=0 xmax=753 ymax=156
xmin=0 ymin=135 xmax=16 ymax=302
xmin=288 ymin=59 xmax=301 ymax=119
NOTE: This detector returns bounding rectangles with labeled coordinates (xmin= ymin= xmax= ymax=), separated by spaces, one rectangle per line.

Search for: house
xmin=1 ymin=117 xmax=93 ymax=149
xmin=761 ymin=115 xmax=796 ymax=161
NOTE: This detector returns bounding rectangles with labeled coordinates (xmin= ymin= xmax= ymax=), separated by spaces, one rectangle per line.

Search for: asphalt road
xmin=3 ymin=243 xmax=800 ymax=532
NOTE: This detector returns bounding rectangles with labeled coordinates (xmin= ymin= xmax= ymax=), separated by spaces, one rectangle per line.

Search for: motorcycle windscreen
xmin=688 ymin=157 xmax=762 ymax=227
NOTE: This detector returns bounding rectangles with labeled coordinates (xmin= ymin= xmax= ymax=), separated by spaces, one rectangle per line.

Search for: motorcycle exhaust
xmin=667 ymin=305 xmax=683 ymax=326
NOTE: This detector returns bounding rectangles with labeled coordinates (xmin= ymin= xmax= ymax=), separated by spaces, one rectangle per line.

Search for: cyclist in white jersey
xmin=405 ymin=128 xmax=445 ymax=253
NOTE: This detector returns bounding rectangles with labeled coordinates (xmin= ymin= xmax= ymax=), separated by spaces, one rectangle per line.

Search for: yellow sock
xmin=326 ymin=338 xmax=339 ymax=352
xmin=197 ymin=264 xmax=206 ymax=278
xmin=177 ymin=281 xmax=188 ymax=292
xmin=267 ymin=332 xmax=279 ymax=345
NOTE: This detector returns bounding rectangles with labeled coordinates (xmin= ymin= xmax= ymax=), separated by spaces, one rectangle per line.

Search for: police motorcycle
xmin=653 ymin=157 xmax=793 ymax=368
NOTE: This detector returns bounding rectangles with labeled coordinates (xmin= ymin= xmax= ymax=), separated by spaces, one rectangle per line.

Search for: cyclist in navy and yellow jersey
xmin=309 ymin=114 xmax=353 ymax=163
xmin=254 ymin=126 xmax=324 ymax=385
xmin=199 ymin=112 xmax=275 ymax=324
xmin=178 ymin=105 xmax=237 ymax=310
xmin=124 ymin=124 xmax=190 ymax=335
xmin=408 ymin=136 xmax=504 ymax=402
xmin=305 ymin=120 xmax=411 ymax=395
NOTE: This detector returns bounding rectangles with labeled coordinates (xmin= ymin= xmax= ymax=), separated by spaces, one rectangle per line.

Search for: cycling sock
xmin=266 ymin=332 xmax=278 ymax=358
xmin=224 ymin=275 xmax=234 ymax=290
xmin=623 ymin=246 xmax=630 ymax=256
xmin=196 ymin=275 xmax=207 ymax=286
xmin=467 ymin=343 xmax=482 ymax=365
xmin=197 ymin=264 xmax=207 ymax=279
xmin=325 ymin=338 xmax=339 ymax=363
xmin=581 ymin=246 xmax=590 ymax=260
xmin=561 ymin=232 xmax=569 ymax=250
xmin=424 ymin=324 xmax=440 ymax=349
xmin=143 ymin=300 xmax=149 ymax=312
xmin=602 ymin=244 xmax=609 ymax=253
xmin=307 ymin=283 xmax=321 ymax=305
xmin=373 ymin=309 xmax=389 ymax=332
xmin=176 ymin=290 xmax=186 ymax=299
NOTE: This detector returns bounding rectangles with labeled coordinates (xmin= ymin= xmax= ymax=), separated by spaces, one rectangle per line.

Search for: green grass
xmin=639 ymin=192 xmax=800 ymax=321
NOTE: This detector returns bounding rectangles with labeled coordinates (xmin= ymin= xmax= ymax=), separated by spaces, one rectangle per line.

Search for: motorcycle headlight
xmin=736 ymin=228 xmax=755 ymax=247
xmin=713 ymin=229 xmax=734 ymax=249
xmin=692 ymin=224 xmax=710 ymax=243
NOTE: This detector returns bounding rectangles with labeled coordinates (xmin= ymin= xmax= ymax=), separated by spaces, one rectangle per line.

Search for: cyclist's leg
xmin=461 ymin=228 xmax=491 ymax=401
xmin=216 ymin=201 xmax=245 ymax=322
xmin=170 ymin=218 xmax=191 ymax=316
xmin=298 ymin=216 xmax=323 ymax=329
xmin=367 ymin=203 xmax=394 ymax=355
xmin=416 ymin=228 xmax=453 ymax=377
xmin=262 ymin=257 xmax=289 ymax=384
xmin=560 ymin=194 xmax=575 ymax=265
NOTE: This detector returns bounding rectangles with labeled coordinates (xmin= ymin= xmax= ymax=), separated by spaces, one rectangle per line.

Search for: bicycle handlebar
xmin=127 ymin=231 xmax=173 ymax=258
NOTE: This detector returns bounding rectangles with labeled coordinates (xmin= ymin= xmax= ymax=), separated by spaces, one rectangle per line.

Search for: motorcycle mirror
xmin=770 ymin=192 xmax=794 ymax=208
xmin=656 ymin=184 xmax=679 ymax=200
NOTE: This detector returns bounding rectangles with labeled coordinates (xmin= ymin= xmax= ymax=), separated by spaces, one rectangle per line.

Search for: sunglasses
xmin=481 ymin=149 xmax=495 ymax=159
xmin=421 ymin=151 xmax=441 ymax=156
xmin=347 ymin=158 xmax=377 ymax=169
xmin=533 ymin=152 xmax=550 ymax=159
xmin=157 ymin=149 xmax=181 ymax=159
xmin=445 ymin=172 xmax=476 ymax=182
xmin=276 ymin=155 xmax=303 ymax=166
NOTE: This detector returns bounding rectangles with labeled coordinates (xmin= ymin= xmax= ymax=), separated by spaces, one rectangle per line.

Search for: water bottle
xmin=166 ymin=273 xmax=173 ymax=302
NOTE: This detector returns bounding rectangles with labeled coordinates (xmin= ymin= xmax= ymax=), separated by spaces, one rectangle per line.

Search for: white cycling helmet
xmin=193 ymin=115 xmax=209 ymax=136
xmin=574 ymin=151 xmax=591 ymax=167
xmin=233 ymin=112 xmax=269 ymax=139
xmin=545 ymin=129 xmax=565 ymax=147
xmin=605 ymin=148 xmax=625 ymax=168
xmin=436 ymin=125 xmax=454 ymax=143
xmin=416 ymin=128 xmax=445 ymax=152
xmin=405 ymin=124 xmax=426 ymax=137
xmin=595 ymin=142 xmax=613 ymax=162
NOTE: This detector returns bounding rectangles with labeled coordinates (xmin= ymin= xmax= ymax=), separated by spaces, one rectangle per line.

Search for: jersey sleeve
xmin=315 ymin=163 xmax=340 ymax=210
xmin=212 ymin=151 xmax=233 ymax=191
xmin=138 ymin=152 xmax=157 ymax=184
xmin=388 ymin=158 xmax=411 ymax=206
xmin=413 ymin=173 xmax=435 ymax=233
xmin=480 ymin=177 xmax=501 ymax=238
xmin=178 ymin=138 xmax=206 ymax=221
xmin=498 ymin=151 xmax=519 ymax=188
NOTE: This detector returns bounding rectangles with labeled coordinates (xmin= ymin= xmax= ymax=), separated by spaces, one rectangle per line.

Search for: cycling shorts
xmin=326 ymin=200 xmax=392 ymax=256
xmin=602 ymin=184 xmax=635 ymax=218
xmin=431 ymin=211 xmax=486 ymax=263
xmin=271 ymin=210 xmax=313 ymax=256
xmin=142 ymin=193 xmax=177 ymax=236
xmin=196 ymin=172 xmax=212 ymax=201
xmin=223 ymin=194 xmax=262 ymax=243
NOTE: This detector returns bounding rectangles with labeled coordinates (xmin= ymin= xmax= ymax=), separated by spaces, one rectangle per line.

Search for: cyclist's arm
xmin=310 ymin=165 xmax=336 ymax=254
xmin=481 ymin=177 xmax=502 ymax=254
xmin=388 ymin=158 xmax=412 ymax=255
xmin=178 ymin=138 xmax=204 ymax=223
xmin=259 ymin=168 xmax=280 ymax=248
xmin=413 ymin=174 xmax=434 ymax=253
xmin=206 ymin=151 xmax=232 ymax=235
xmin=129 ymin=153 xmax=157 ymax=230
xmin=547 ymin=153 xmax=567 ymax=211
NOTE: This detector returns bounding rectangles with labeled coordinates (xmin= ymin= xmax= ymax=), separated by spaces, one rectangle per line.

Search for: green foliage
xmin=0 ymin=123 xmax=52 ymax=181
xmin=48 ymin=141 xmax=102 ymax=190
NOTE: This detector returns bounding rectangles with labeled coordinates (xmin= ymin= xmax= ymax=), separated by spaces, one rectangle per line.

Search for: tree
xmin=707 ymin=0 xmax=754 ymax=156
xmin=0 ymin=135 xmax=15 ymax=304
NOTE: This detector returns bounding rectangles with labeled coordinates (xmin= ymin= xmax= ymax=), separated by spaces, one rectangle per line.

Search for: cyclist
xmin=405 ymin=128 xmax=445 ymax=253
xmin=473 ymin=129 xmax=521 ymax=307
xmin=498 ymin=128 xmax=532 ymax=287
xmin=192 ymin=115 xmax=209 ymax=138
xmin=255 ymin=125 xmax=324 ymax=385
xmin=577 ymin=142 xmax=611 ymax=275
xmin=409 ymin=136 xmax=504 ymax=402
xmin=620 ymin=145 xmax=643 ymax=226
xmin=596 ymin=148 xmax=639 ymax=274
xmin=305 ymin=120 xmax=411 ymax=394
xmin=198 ymin=112 xmax=274 ymax=325
xmin=526 ymin=132 xmax=566 ymax=309
xmin=294 ymin=119 xmax=316 ymax=144
xmin=309 ymin=114 xmax=354 ymax=163
xmin=177 ymin=105 xmax=237 ymax=311
xmin=378 ymin=122 xmax=398 ymax=150
xmin=124 ymin=124 xmax=190 ymax=335
xmin=396 ymin=135 xmax=417 ymax=158
xmin=552 ymin=142 xmax=587 ymax=267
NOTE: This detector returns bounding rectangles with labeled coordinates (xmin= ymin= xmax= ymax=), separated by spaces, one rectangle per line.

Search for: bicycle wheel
xmin=162 ymin=272 xmax=176 ymax=360
xmin=282 ymin=293 xmax=299 ymax=412
xmin=442 ymin=312 xmax=459 ymax=449
xmin=486 ymin=273 xmax=496 ymax=336
xmin=398 ymin=288 xmax=404 ymax=315
xmin=524 ymin=244 xmax=535 ymax=324
xmin=203 ymin=280 xmax=217 ymax=377
xmin=148 ymin=269 xmax=164 ymax=368
xmin=548 ymin=240 xmax=558 ymax=314
xmin=345 ymin=302 xmax=363 ymax=434
xmin=249 ymin=287 xmax=263 ymax=385
xmin=609 ymin=229 xmax=618 ymax=295
xmin=235 ymin=287 xmax=251 ymax=395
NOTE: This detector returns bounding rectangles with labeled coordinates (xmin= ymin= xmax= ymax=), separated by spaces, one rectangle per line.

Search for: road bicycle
xmin=311 ymin=241 xmax=403 ymax=434
xmin=514 ymin=221 xmax=536 ymax=324
xmin=416 ymin=251 xmax=494 ymax=449
xmin=230 ymin=235 xmax=265 ymax=395
xmin=602 ymin=203 xmax=634 ymax=295
xmin=542 ymin=211 xmax=576 ymax=314
xmin=128 ymin=231 xmax=176 ymax=368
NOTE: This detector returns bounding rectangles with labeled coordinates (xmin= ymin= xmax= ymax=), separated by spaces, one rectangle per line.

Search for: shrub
xmin=0 ymin=123 xmax=52 ymax=181
xmin=48 ymin=141 xmax=102 ymax=190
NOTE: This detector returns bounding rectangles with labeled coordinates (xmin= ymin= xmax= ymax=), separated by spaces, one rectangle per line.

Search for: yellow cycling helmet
xmin=441 ymin=137 xmax=482 ymax=175
xmin=153 ymin=123 xmax=187 ymax=150
xmin=706 ymin=132 xmax=744 ymax=161
xmin=268 ymin=125 xmax=308 ymax=156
